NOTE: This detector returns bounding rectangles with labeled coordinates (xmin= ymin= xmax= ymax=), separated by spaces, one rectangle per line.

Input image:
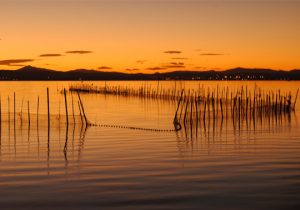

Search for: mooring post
xmin=37 ymin=96 xmax=39 ymax=126
xmin=47 ymin=88 xmax=50 ymax=129
xmin=64 ymin=89 xmax=69 ymax=126
xmin=77 ymin=91 xmax=88 ymax=126
xmin=14 ymin=92 xmax=16 ymax=126
xmin=27 ymin=101 xmax=30 ymax=126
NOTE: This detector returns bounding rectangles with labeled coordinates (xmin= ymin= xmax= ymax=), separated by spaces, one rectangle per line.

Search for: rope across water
xmin=76 ymin=90 xmax=182 ymax=133
xmin=88 ymin=122 xmax=182 ymax=132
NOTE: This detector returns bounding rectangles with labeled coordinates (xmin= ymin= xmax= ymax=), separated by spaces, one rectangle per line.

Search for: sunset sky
xmin=1 ymin=0 xmax=299 ymax=72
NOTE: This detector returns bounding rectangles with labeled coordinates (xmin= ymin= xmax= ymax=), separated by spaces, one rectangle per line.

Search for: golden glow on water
xmin=1 ymin=0 xmax=299 ymax=208
xmin=0 ymin=81 xmax=299 ymax=209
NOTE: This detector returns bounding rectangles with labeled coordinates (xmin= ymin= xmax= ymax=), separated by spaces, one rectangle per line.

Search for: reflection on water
xmin=0 ymin=81 xmax=299 ymax=210
xmin=1 ymin=112 xmax=295 ymax=161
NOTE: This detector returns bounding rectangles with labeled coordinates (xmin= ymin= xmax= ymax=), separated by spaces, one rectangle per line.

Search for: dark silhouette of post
xmin=64 ymin=89 xmax=69 ymax=125
xmin=27 ymin=101 xmax=30 ymax=126
xmin=47 ymin=88 xmax=50 ymax=128
xmin=14 ymin=92 xmax=16 ymax=126
xmin=77 ymin=91 xmax=88 ymax=126
xmin=71 ymin=94 xmax=75 ymax=124
xmin=173 ymin=90 xmax=184 ymax=123
xmin=37 ymin=96 xmax=39 ymax=126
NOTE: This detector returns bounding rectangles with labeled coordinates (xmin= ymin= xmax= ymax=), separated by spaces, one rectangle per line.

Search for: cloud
xmin=98 ymin=66 xmax=112 ymax=70
xmin=65 ymin=50 xmax=93 ymax=54
xmin=199 ymin=53 xmax=224 ymax=56
xmin=137 ymin=60 xmax=147 ymax=64
xmin=125 ymin=68 xmax=139 ymax=72
xmin=172 ymin=57 xmax=188 ymax=60
xmin=8 ymin=64 xmax=26 ymax=67
xmin=195 ymin=66 xmax=207 ymax=70
xmin=164 ymin=50 xmax=182 ymax=54
xmin=40 ymin=54 xmax=62 ymax=57
xmin=170 ymin=62 xmax=184 ymax=66
xmin=0 ymin=59 xmax=34 ymax=66
xmin=162 ymin=62 xmax=185 ymax=69
xmin=146 ymin=67 xmax=167 ymax=71
xmin=164 ymin=65 xmax=186 ymax=69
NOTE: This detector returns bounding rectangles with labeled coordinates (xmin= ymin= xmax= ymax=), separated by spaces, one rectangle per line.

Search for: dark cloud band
xmin=146 ymin=67 xmax=167 ymax=71
xmin=98 ymin=66 xmax=112 ymax=70
xmin=164 ymin=51 xmax=182 ymax=54
xmin=40 ymin=54 xmax=62 ymax=57
xmin=0 ymin=59 xmax=34 ymax=66
xmin=164 ymin=65 xmax=186 ymax=68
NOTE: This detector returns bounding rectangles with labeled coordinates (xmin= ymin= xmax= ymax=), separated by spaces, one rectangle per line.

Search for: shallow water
xmin=0 ymin=81 xmax=299 ymax=210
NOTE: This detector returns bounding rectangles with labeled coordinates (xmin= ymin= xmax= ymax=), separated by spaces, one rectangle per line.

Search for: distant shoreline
xmin=0 ymin=79 xmax=299 ymax=82
xmin=1 ymin=66 xmax=299 ymax=81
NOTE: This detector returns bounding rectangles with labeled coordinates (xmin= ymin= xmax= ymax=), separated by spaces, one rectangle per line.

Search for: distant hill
xmin=0 ymin=66 xmax=299 ymax=80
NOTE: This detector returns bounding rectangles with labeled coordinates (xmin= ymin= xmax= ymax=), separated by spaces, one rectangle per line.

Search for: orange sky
xmin=0 ymin=0 xmax=300 ymax=72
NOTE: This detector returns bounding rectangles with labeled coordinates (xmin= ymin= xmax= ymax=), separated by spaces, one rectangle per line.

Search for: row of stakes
xmin=0 ymin=88 xmax=89 ymax=129
xmin=1 ymin=86 xmax=298 ymax=133
xmin=173 ymin=88 xmax=299 ymax=128
xmin=0 ymin=88 xmax=179 ymax=132
xmin=68 ymin=83 xmax=299 ymax=130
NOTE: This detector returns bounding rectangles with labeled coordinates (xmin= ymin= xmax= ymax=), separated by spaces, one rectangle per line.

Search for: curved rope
xmin=88 ymin=121 xmax=182 ymax=132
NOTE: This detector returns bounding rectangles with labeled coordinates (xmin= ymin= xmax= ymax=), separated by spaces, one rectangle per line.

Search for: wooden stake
xmin=37 ymin=96 xmax=39 ymax=126
xmin=64 ymin=89 xmax=69 ymax=125
xmin=77 ymin=91 xmax=88 ymax=126
xmin=220 ymin=98 xmax=223 ymax=119
xmin=14 ymin=92 xmax=16 ymax=126
xmin=8 ymin=96 xmax=10 ymax=124
xmin=47 ymin=88 xmax=50 ymax=129
xmin=71 ymin=94 xmax=75 ymax=124
xmin=78 ymin=101 xmax=83 ymax=126
xmin=27 ymin=101 xmax=30 ymax=126
xmin=294 ymin=88 xmax=299 ymax=110
xmin=173 ymin=90 xmax=184 ymax=123
xmin=0 ymin=97 xmax=2 ymax=127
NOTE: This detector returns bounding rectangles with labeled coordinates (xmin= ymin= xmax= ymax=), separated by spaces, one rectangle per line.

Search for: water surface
xmin=0 ymin=81 xmax=299 ymax=210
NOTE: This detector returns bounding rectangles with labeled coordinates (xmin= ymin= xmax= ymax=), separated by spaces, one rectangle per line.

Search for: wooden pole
xmin=64 ymin=89 xmax=69 ymax=126
xmin=195 ymin=94 xmax=198 ymax=122
xmin=220 ymin=98 xmax=223 ymax=119
xmin=37 ymin=96 xmax=39 ymax=125
xmin=71 ymin=94 xmax=75 ymax=124
xmin=0 ymin=97 xmax=2 ymax=128
xmin=0 ymin=96 xmax=1 ymax=145
xmin=8 ymin=96 xmax=10 ymax=124
xmin=77 ymin=91 xmax=88 ymax=126
xmin=190 ymin=99 xmax=193 ymax=126
xmin=203 ymin=100 xmax=207 ymax=120
xmin=47 ymin=88 xmax=50 ymax=129
xmin=294 ymin=88 xmax=299 ymax=110
xmin=78 ymin=101 xmax=83 ymax=126
xmin=178 ymin=96 xmax=186 ymax=121
xmin=58 ymin=98 xmax=61 ymax=121
xmin=173 ymin=90 xmax=184 ymax=123
xmin=14 ymin=92 xmax=16 ymax=126
xmin=27 ymin=101 xmax=30 ymax=126
xmin=20 ymin=98 xmax=24 ymax=126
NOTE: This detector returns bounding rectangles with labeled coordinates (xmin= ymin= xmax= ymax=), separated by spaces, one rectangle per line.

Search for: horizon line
xmin=1 ymin=65 xmax=299 ymax=74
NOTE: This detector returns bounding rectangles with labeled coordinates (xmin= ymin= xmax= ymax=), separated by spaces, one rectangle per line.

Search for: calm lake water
xmin=0 ymin=81 xmax=299 ymax=210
